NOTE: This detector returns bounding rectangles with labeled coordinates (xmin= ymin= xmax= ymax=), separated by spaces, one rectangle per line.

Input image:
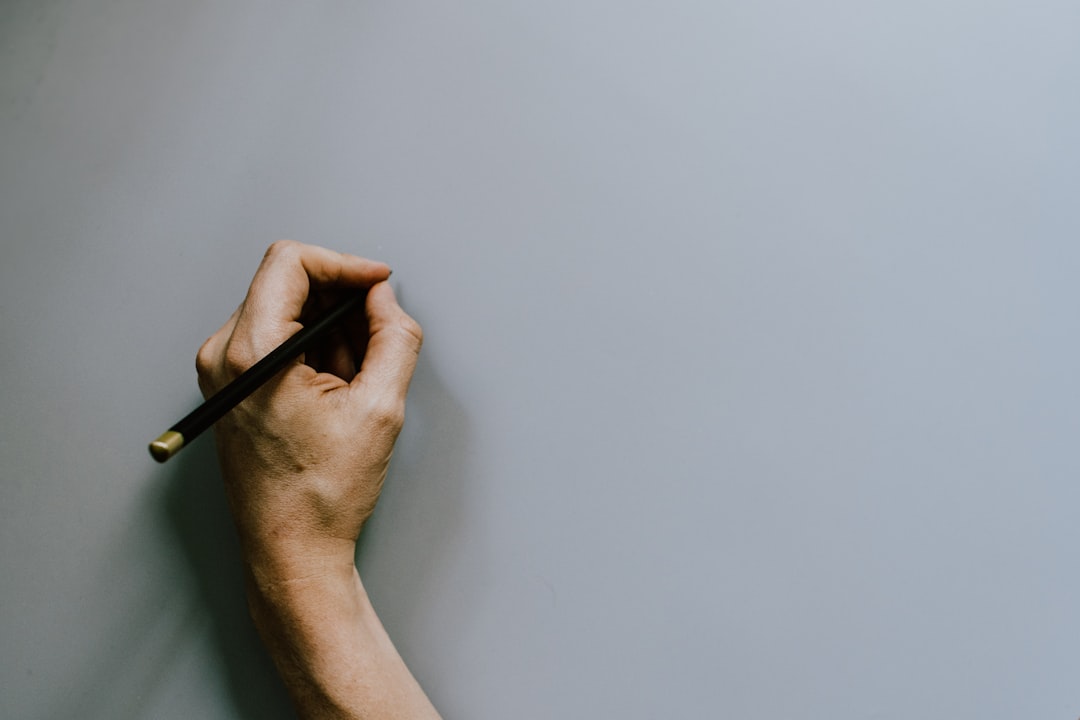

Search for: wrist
xmin=241 ymin=533 xmax=358 ymax=592
xmin=245 ymin=557 xmax=367 ymax=631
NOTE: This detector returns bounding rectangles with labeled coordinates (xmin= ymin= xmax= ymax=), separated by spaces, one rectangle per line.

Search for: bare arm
xmin=195 ymin=240 xmax=441 ymax=719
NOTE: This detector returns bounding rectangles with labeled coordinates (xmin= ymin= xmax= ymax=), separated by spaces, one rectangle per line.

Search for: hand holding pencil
xmin=192 ymin=240 xmax=422 ymax=571
xmin=174 ymin=240 xmax=438 ymax=719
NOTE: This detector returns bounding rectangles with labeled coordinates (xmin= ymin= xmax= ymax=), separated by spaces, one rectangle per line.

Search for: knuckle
xmin=195 ymin=338 xmax=216 ymax=377
xmin=367 ymin=395 xmax=406 ymax=432
xmin=264 ymin=239 xmax=300 ymax=260
xmin=395 ymin=314 xmax=424 ymax=351
xmin=222 ymin=341 xmax=253 ymax=376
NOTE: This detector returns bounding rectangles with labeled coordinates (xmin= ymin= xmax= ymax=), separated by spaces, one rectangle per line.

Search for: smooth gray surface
xmin=3 ymin=2 xmax=1079 ymax=718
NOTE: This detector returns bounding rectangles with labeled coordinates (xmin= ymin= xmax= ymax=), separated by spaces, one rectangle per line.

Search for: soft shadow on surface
xmin=38 ymin=465 xmax=219 ymax=720
xmin=164 ymin=438 xmax=296 ymax=720
xmin=39 ymin=436 xmax=293 ymax=720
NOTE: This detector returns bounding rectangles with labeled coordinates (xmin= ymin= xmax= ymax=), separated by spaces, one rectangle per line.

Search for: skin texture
xmin=195 ymin=241 xmax=441 ymax=719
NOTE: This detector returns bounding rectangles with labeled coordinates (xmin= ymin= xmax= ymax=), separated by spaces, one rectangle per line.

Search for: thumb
xmin=349 ymin=282 xmax=423 ymax=415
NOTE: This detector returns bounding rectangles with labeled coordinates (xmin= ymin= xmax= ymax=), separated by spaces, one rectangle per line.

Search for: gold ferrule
xmin=149 ymin=430 xmax=184 ymax=463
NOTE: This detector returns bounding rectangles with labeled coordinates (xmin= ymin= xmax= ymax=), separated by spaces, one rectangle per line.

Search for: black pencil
xmin=149 ymin=291 xmax=368 ymax=463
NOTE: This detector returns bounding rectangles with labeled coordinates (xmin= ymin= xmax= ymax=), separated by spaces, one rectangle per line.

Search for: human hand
xmin=194 ymin=240 xmax=423 ymax=583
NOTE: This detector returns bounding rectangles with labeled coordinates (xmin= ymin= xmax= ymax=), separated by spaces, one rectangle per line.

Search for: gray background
xmin=2 ymin=1 xmax=1078 ymax=718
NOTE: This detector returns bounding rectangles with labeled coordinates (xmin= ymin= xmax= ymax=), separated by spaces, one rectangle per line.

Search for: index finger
xmin=232 ymin=240 xmax=391 ymax=361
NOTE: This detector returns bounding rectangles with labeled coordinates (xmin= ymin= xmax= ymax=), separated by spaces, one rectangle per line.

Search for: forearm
xmin=245 ymin=557 xmax=441 ymax=720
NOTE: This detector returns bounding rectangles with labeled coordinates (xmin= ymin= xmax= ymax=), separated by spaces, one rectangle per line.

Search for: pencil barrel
xmin=147 ymin=291 xmax=368 ymax=462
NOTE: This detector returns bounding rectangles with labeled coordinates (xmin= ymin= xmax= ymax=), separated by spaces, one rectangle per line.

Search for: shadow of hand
xmin=163 ymin=438 xmax=295 ymax=720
